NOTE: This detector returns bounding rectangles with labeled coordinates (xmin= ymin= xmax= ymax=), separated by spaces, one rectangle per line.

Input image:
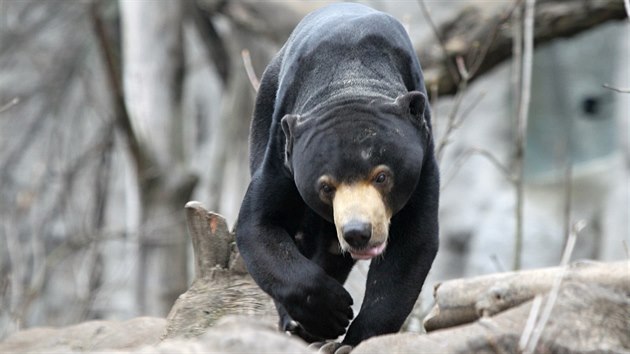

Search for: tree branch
xmin=0 ymin=98 xmax=19 ymax=113
xmin=188 ymin=0 xmax=231 ymax=85
xmin=603 ymin=83 xmax=630 ymax=93
xmin=513 ymin=0 xmax=536 ymax=271
xmin=241 ymin=49 xmax=260 ymax=92
xmin=420 ymin=0 xmax=628 ymax=96
xmin=90 ymin=1 xmax=154 ymax=182
xmin=521 ymin=220 xmax=583 ymax=353
xmin=417 ymin=0 xmax=460 ymax=84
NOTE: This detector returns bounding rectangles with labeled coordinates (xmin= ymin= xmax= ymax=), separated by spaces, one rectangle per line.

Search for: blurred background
xmin=0 ymin=0 xmax=628 ymax=339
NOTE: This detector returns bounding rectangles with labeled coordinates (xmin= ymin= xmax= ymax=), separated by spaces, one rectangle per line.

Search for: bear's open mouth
xmin=349 ymin=241 xmax=387 ymax=260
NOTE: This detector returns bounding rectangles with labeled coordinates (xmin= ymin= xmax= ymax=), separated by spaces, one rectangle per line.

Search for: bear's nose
xmin=342 ymin=220 xmax=372 ymax=249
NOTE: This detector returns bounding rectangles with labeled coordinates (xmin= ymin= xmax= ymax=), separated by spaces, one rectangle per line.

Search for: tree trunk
xmin=119 ymin=1 xmax=191 ymax=316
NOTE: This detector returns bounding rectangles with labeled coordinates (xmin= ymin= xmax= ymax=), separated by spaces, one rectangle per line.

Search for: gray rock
xmin=0 ymin=317 xmax=166 ymax=353
xmin=138 ymin=316 xmax=313 ymax=353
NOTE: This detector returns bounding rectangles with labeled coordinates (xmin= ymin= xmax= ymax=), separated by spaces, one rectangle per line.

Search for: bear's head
xmin=282 ymin=91 xmax=430 ymax=260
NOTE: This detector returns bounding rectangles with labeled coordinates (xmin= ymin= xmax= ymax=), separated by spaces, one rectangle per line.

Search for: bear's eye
xmin=374 ymin=172 xmax=388 ymax=185
xmin=317 ymin=175 xmax=337 ymax=204
xmin=320 ymin=182 xmax=335 ymax=196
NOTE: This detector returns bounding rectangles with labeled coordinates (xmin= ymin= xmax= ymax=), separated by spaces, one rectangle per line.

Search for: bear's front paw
xmin=279 ymin=271 xmax=353 ymax=340
xmin=284 ymin=320 xmax=324 ymax=343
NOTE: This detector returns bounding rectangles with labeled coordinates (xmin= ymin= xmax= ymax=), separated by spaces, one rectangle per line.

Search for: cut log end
xmin=184 ymin=200 xmax=232 ymax=278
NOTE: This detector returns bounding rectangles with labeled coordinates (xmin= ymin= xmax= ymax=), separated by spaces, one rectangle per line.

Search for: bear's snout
xmin=342 ymin=220 xmax=372 ymax=249
xmin=332 ymin=182 xmax=391 ymax=259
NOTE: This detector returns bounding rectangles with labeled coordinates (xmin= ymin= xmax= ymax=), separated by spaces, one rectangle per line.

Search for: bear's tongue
xmin=349 ymin=242 xmax=386 ymax=260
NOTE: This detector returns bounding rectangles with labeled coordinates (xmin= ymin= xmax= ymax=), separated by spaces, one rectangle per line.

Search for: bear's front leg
xmin=236 ymin=174 xmax=354 ymax=341
xmin=342 ymin=211 xmax=438 ymax=346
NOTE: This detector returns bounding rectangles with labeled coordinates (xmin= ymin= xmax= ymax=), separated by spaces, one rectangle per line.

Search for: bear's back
xmin=275 ymin=3 xmax=421 ymax=117
xmin=282 ymin=3 xmax=409 ymax=65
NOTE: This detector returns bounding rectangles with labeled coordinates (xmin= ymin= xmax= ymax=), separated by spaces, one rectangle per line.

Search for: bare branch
xmin=417 ymin=0 xmax=460 ymax=84
xmin=435 ymin=84 xmax=466 ymax=162
xmin=90 ymin=0 xmax=154 ymax=182
xmin=522 ymin=220 xmax=585 ymax=353
xmin=215 ymin=1 xmax=300 ymax=45
xmin=467 ymin=0 xmax=524 ymax=78
xmin=420 ymin=0 xmax=628 ymax=96
xmin=490 ymin=254 xmax=507 ymax=273
xmin=435 ymin=56 xmax=473 ymax=162
xmin=513 ymin=0 xmax=535 ymax=271
xmin=441 ymin=147 xmax=514 ymax=191
xmin=518 ymin=294 xmax=543 ymax=350
xmin=0 ymin=97 xmax=19 ymax=113
xmin=603 ymin=83 xmax=630 ymax=93
xmin=241 ymin=49 xmax=260 ymax=92
xmin=188 ymin=0 xmax=230 ymax=85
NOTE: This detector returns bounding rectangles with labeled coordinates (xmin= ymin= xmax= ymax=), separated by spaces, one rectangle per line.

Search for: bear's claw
xmin=308 ymin=341 xmax=353 ymax=354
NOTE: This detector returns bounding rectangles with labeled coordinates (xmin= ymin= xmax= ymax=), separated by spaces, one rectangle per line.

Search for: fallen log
xmin=423 ymin=260 xmax=629 ymax=332
xmin=355 ymin=279 xmax=630 ymax=353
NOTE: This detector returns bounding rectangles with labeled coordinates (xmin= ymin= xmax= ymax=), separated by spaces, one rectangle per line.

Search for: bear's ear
xmin=395 ymin=91 xmax=427 ymax=119
xmin=281 ymin=114 xmax=300 ymax=174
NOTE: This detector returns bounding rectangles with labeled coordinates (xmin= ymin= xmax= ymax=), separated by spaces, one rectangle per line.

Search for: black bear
xmin=236 ymin=2 xmax=439 ymax=347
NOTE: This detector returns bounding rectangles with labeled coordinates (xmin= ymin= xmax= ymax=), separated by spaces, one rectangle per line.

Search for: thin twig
xmin=0 ymin=97 xmax=20 ymax=113
xmin=518 ymin=294 xmax=543 ymax=350
xmin=417 ymin=0 xmax=460 ymax=83
xmin=522 ymin=220 xmax=585 ymax=354
xmin=3 ymin=222 xmax=25 ymax=331
xmin=561 ymin=134 xmax=574 ymax=255
xmin=490 ymin=254 xmax=506 ymax=273
xmin=603 ymin=83 xmax=630 ymax=93
xmin=429 ymin=82 xmax=439 ymax=133
xmin=441 ymin=147 xmax=514 ymax=191
xmin=241 ymin=49 xmax=260 ymax=92
xmin=435 ymin=84 xmax=466 ymax=162
xmin=455 ymin=56 xmax=469 ymax=82
xmin=513 ymin=0 xmax=535 ymax=271
xmin=436 ymin=56 xmax=470 ymax=162
xmin=468 ymin=0 xmax=525 ymax=78
xmin=511 ymin=3 xmax=523 ymax=110
xmin=453 ymin=91 xmax=487 ymax=129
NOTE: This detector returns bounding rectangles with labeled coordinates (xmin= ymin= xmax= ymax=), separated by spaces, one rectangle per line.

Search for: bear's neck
xmin=293 ymin=61 xmax=407 ymax=115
